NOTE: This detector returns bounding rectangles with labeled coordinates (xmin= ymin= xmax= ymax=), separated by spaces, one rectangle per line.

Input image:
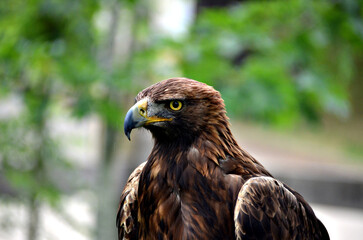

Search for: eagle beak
xmin=124 ymin=98 xmax=171 ymax=140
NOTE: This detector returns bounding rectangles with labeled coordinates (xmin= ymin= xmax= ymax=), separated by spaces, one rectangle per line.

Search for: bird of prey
xmin=117 ymin=78 xmax=329 ymax=240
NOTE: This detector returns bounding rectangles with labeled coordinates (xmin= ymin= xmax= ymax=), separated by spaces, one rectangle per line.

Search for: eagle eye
xmin=169 ymin=100 xmax=183 ymax=111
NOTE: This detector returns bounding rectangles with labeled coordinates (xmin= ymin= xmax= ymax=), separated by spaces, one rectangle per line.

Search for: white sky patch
xmin=0 ymin=94 xmax=23 ymax=120
xmin=150 ymin=0 xmax=195 ymax=39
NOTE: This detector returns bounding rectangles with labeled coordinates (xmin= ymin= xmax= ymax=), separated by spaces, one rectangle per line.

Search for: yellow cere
xmin=137 ymin=99 xmax=148 ymax=117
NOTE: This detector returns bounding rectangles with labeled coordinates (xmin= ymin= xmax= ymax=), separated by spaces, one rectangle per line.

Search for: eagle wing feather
xmin=234 ymin=176 xmax=329 ymax=240
xmin=116 ymin=161 xmax=146 ymax=240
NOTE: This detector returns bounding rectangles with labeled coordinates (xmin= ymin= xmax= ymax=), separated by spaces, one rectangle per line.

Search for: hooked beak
xmin=123 ymin=98 xmax=171 ymax=140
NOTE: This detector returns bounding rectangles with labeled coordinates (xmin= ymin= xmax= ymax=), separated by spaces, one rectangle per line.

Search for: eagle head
xmin=124 ymin=78 xmax=226 ymax=144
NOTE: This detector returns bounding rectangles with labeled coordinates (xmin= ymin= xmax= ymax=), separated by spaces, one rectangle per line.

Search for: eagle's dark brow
xmin=153 ymin=99 xmax=183 ymax=104
xmin=154 ymin=98 xmax=209 ymax=104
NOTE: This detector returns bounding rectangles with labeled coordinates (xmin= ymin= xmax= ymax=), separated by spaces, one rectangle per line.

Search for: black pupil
xmin=172 ymin=101 xmax=180 ymax=109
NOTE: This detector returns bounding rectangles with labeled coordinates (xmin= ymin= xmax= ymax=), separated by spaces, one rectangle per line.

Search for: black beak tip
xmin=124 ymin=123 xmax=133 ymax=141
xmin=125 ymin=130 xmax=131 ymax=141
xmin=124 ymin=109 xmax=135 ymax=141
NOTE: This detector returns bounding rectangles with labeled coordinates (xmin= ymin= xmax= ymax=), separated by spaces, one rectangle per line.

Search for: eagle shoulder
xmin=116 ymin=161 xmax=146 ymax=240
xmin=234 ymin=176 xmax=329 ymax=240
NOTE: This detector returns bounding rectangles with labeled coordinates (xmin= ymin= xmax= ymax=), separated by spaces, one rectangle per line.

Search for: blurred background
xmin=0 ymin=0 xmax=362 ymax=239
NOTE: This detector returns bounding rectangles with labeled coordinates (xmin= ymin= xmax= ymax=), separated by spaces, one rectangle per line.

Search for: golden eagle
xmin=117 ymin=78 xmax=329 ymax=240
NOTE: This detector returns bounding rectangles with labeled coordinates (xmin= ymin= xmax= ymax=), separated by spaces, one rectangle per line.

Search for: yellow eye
xmin=169 ymin=100 xmax=183 ymax=111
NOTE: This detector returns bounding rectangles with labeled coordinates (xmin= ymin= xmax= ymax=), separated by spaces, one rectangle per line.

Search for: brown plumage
xmin=117 ymin=78 xmax=329 ymax=240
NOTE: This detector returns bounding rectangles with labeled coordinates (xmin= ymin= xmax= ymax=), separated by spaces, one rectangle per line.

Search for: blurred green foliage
xmin=177 ymin=0 xmax=362 ymax=125
xmin=0 ymin=0 xmax=99 ymax=195
xmin=0 ymin=0 xmax=104 ymax=239
xmin=0 ymin=0 xmax=162 ymax=238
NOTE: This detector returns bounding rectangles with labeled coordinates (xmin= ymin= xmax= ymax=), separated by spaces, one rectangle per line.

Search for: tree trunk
xmin=27 ymin=194 xmax=40 ymax=240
